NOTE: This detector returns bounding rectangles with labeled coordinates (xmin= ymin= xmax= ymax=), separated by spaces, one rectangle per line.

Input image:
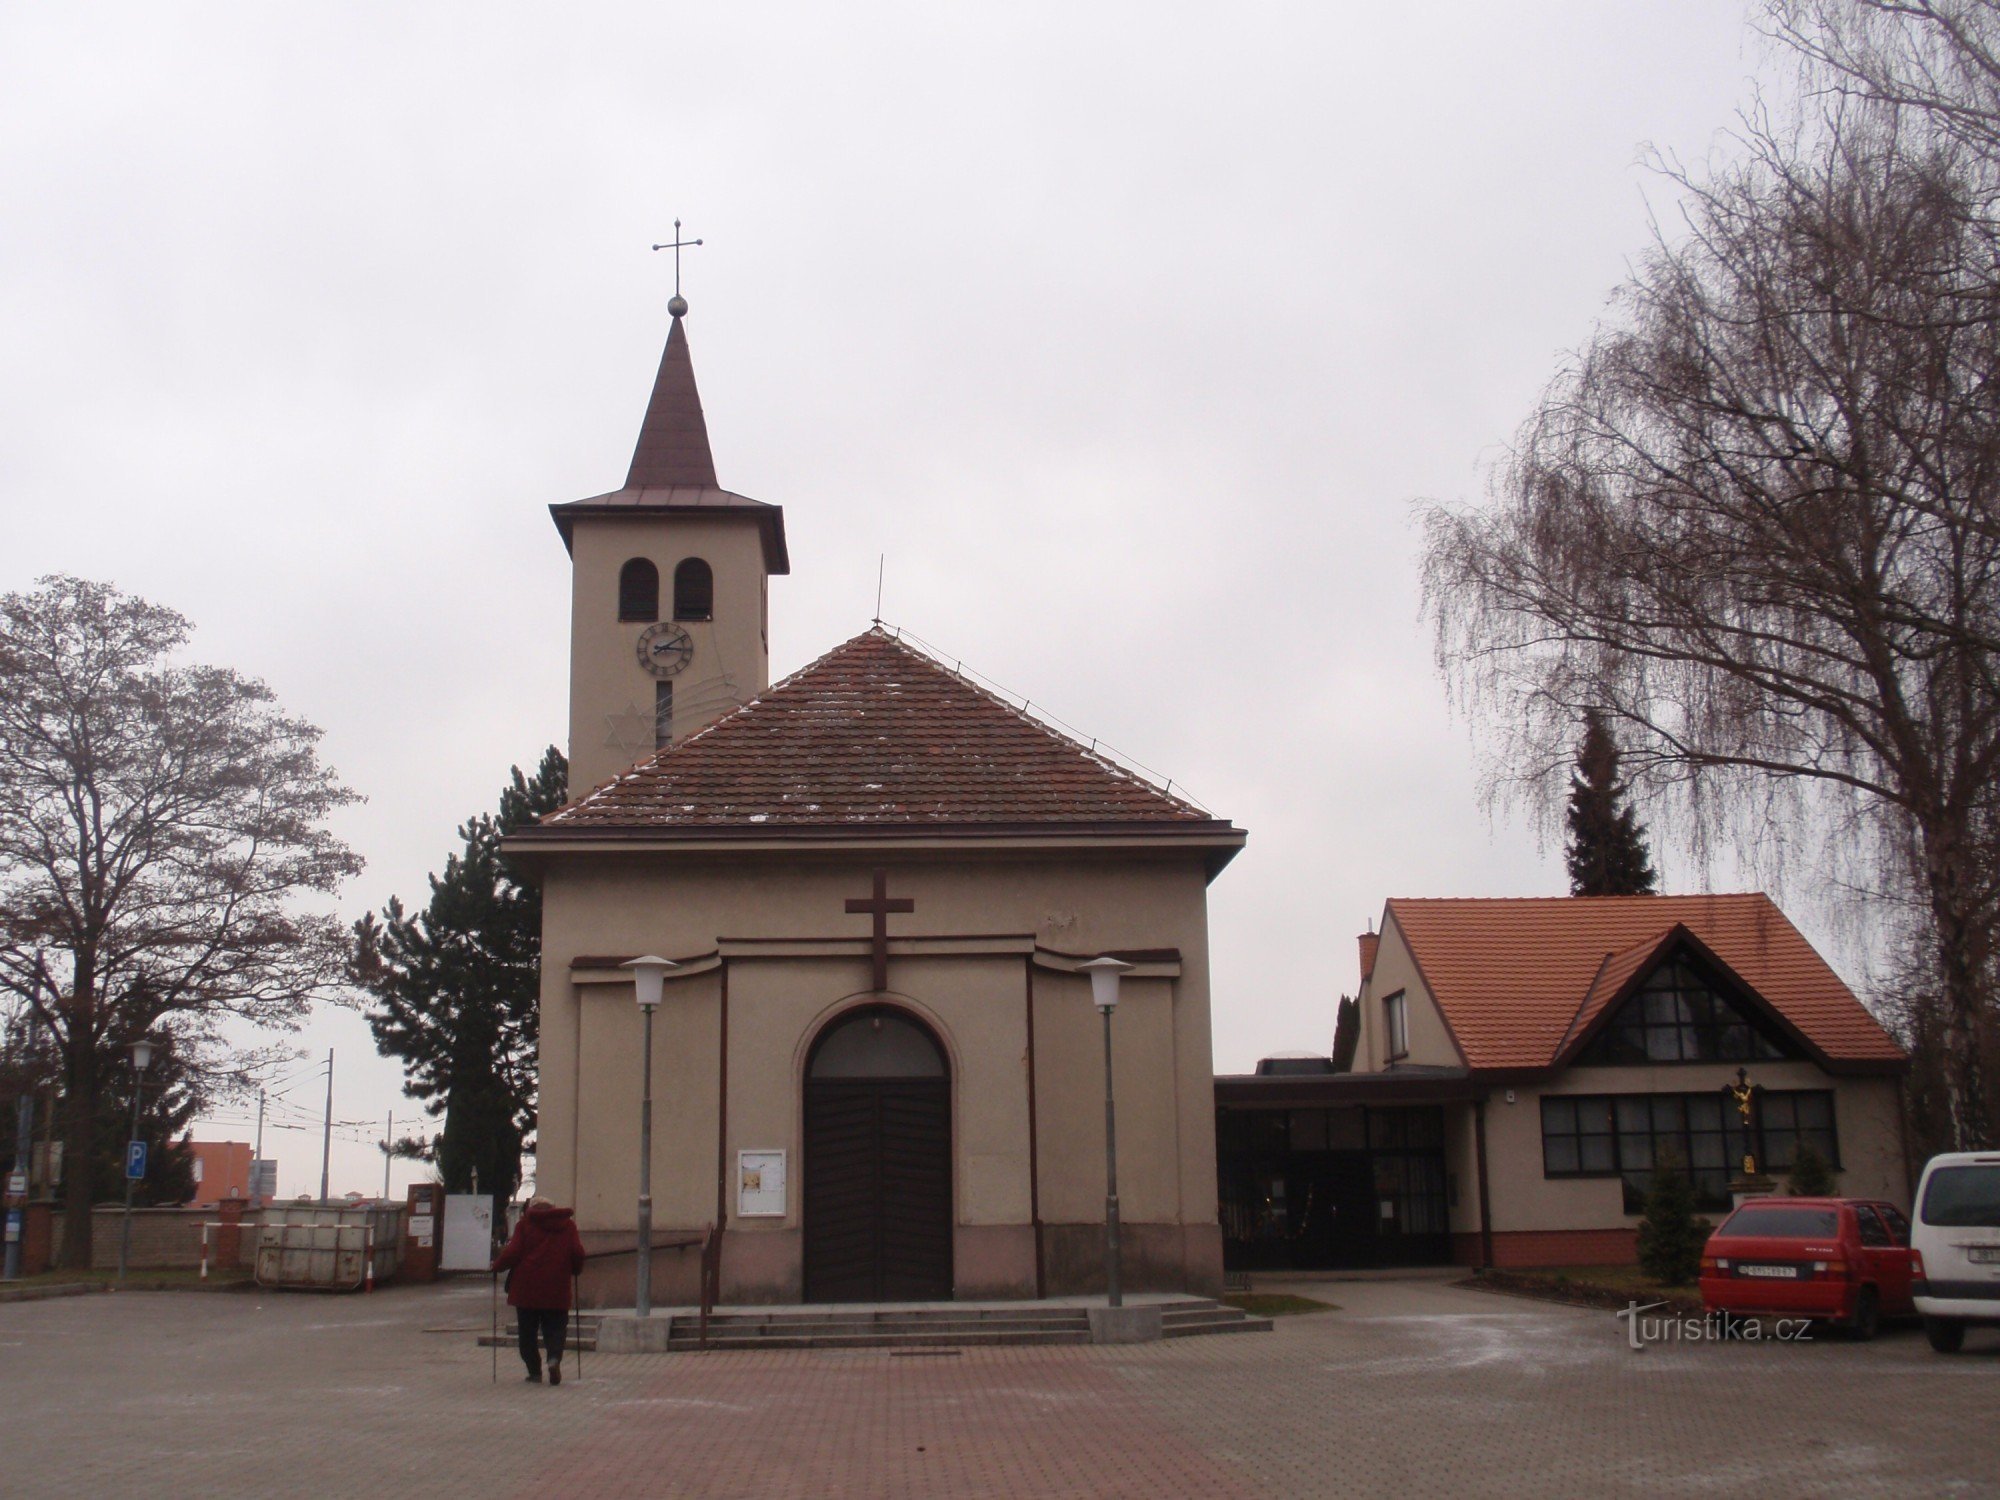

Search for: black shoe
xmin=524 ymin=1370 xmax=543 ymax=1383
xmin=549 ymin=1361 xmax=562 ymax=1386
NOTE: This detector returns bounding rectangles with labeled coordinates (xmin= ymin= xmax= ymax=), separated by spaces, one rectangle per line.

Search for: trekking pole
xmin=490 ymin=1271 xmax=498 ymax=1385
xmin=573 ymin=1272 xmax=583 ymax=1383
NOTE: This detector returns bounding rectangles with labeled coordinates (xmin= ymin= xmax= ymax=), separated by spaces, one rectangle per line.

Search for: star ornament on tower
xmin=604 ymin=702 xmax=655 ymax=755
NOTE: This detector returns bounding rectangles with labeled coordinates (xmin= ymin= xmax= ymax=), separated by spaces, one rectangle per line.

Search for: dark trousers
xmin=516 ymin=1306 xmax=569 ymax=1373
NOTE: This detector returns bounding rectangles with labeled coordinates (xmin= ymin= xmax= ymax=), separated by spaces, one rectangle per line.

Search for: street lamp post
xmin=116 ymin=1036 xmax=153 ymax=1283
xmin=1080 ymin=957 xmax=1134 ymax=1308
xmin=622 ymin=956 xmax=677 ymax=1319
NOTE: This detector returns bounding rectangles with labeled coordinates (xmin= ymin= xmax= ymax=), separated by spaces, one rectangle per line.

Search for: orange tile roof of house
xmin=1384 ymin=894 xmax=1904 ymax=1073
xmin=531 ymin=627 xmax=1240 ymax=843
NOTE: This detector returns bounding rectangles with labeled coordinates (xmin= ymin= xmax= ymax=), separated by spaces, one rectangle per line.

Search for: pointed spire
xmin=625 ymin=309 xmax=718 ymax=490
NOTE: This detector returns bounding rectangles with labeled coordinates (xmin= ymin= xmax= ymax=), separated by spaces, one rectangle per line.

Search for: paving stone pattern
xmin=0 ymin=1277 xmax=1994 ymax=1498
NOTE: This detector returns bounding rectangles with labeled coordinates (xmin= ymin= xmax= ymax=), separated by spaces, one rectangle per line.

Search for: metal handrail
xmin=698 ymin=1223 xmax=721 ymax=1348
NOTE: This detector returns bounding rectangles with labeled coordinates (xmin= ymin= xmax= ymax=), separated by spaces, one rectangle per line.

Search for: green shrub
xmin=1635 ymin=1153 xmax=1711 ymax=1286
xmin=1787 ymin=1143 xmax=1835 ymax=1197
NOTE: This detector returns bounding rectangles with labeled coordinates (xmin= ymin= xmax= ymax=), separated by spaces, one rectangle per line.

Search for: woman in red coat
xmin=491 ymin=1199 xmax=587 ymax=1384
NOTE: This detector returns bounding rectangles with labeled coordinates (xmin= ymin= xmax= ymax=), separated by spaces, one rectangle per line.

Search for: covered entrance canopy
xmin=1214 ymin=1068 xmax=1486 ymax=1272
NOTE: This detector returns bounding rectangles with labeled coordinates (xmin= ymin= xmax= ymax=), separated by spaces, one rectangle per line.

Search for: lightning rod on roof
xmin=875 ymin=554 xmax=884 ymax=624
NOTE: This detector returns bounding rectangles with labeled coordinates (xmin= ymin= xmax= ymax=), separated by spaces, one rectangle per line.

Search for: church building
xmin=508 ymin=297 xmax=1245 ymax=1306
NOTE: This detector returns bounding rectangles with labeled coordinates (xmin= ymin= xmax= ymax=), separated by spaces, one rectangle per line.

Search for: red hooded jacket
xmin=491 ymin=1204 xmax=587 ymax=1310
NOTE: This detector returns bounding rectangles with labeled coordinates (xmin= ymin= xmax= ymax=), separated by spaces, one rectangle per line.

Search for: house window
xmin=618 ymin=558 xmax=659 ymax=622
xmin=1540 ymin=1090 xmax=1838 ymax=1213
xmin=654 ymin=681 xmax=673 ymax=750
xmin=673 ymin=557 xmax=714 ymax=621
xmin=1579 ymin=957 xmax=1796 ymax=1065
xmin=1384 ymin=991 xmax=1409 ymax=1061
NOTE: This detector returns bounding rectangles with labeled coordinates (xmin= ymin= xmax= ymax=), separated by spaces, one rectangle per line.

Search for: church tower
xmin=550 ymin=297 xmax=789 ymax=793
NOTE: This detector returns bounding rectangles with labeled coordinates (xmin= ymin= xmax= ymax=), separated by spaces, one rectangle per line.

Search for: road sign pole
xmin=4 ymin=1104 xmax=30 ymax=1281
xmin=117 ymin=1069 xmax=148 ymax=1283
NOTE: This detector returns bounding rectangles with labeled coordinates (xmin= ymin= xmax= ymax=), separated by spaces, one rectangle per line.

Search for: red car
xmin=1699 ymin=1197 xmax=1917 ymax=1340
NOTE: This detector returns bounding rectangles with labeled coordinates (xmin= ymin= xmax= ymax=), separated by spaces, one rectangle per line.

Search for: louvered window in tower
xmin=618 ymin=558 xmax=659 ymax=622
xmin=674 ymin=558 xmax=713 ymax=621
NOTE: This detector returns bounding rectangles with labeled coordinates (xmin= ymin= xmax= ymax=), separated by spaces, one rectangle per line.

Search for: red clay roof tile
xmin=1385 ymin=895 xmax=1903 ymax=1071
xmin=542 ymin=627 xmax=1230 ymax=833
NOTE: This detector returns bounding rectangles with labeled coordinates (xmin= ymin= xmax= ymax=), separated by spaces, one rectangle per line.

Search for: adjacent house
xmin=184 ymin=1140 xmax=253 ymax=1207
xmin=1214 ymin=894 xmax=1908 ymax=1271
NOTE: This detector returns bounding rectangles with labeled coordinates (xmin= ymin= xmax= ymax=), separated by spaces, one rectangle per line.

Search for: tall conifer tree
xmin=1565 ymin=712 xmax=1658 ymax=896
xmin=354 ymin=748 xmax=566 ymax=1226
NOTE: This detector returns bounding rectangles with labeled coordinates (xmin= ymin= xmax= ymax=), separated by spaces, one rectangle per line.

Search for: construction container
xmin=254 ymin=1201 xmax=405 ymax=1291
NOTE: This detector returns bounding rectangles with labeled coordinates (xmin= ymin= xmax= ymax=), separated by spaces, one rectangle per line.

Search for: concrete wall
xmin=565 ymin=512 xmax=772 ymax=792
xmin=70 ymin=1203 xmax=258 ymax=1272
xmin=537 ymin=850 xmax=1224 ymax=1305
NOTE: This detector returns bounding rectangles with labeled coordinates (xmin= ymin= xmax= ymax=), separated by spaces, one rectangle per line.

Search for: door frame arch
xmin=799 ymin=998 xmax=956 ymax=1302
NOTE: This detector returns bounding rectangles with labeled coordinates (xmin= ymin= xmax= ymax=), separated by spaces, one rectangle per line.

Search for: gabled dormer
xmin=551 ymin=303 xmax=789 ymax=793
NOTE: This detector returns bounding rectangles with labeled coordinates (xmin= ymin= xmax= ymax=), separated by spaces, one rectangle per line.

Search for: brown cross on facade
xmin=846 ymin=869 xmax=915 ymax=992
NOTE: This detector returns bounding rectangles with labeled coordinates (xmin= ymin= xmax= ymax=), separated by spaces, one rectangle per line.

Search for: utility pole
xmin=319 ymin=1050 xmax=334 ymax=1202
xmin=252 ymin=1089 xmax=266 ymax=1204
xmin=381 ymin=1110 xmax=393 ymax=1201
xmin=3 ymin=1015 xmax=37 ymax=1280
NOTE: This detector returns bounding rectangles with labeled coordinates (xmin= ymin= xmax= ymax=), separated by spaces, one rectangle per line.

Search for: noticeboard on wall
xmin=737 ymin=1150 xmax=787 ymax=1218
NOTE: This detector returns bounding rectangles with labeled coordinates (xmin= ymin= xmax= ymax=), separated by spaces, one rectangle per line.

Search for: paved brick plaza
xmin=1 ymin=1276 xmax=1993 ymax=1498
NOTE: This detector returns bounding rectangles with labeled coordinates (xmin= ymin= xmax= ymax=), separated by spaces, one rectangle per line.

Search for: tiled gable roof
xmin=540 ymin=627 xmax=1229 ymax=833
xmin=1386 ymin=894 xmax=1904 ymax=1072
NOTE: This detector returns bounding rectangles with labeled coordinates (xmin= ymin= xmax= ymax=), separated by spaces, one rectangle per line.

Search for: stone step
xmin=482 ymin=1298 xmax=1261 ymax=1353
xmin=673 ymin=1328 xmax=1093 ymax=1352
xmin=696 ymin=1308 xmax=1090 ymax=1327
xmin=1160 ymin=1312 xmax=1248 ymax=1336
xmin=674 ymin=1317 xmax=1088 ymax=1341
xmin=697 ymin=1306 xmax=1101 ymax=1326
xmin=1161 ymin=1314 xmax=1273 ymax=1338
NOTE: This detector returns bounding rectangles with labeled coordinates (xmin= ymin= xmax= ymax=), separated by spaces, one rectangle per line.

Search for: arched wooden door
xmin=803 ymin=1006 xmax=953 ymax=1302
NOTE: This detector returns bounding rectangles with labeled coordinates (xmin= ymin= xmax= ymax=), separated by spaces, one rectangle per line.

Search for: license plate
xmin=1739 ymin=1264 xmax=1799 ymax=1279
xmin=1970 ymin=1246 xmax=2000 ymax=1265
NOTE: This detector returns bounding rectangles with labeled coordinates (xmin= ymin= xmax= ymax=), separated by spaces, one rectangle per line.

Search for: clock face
xmin=636 ymin=621 xmax=694 ymax=678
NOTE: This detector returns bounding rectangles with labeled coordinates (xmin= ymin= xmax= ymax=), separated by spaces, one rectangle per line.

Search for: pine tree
xmin=1565 ymin=711 xmax=1659 ymax=896
xmin=1635 ymin=1149 xmax=1710 ymax=1286
xmin=354 ymin=748 xmax=566 ymax=1230
xmin=90 ymin=1033 xmax=202 ymax=1207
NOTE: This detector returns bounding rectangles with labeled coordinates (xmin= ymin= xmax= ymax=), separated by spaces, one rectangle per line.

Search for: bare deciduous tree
xmin=0 ymin=577 xmax=361 ymax=1263
xmin=1766 ymin=1 xmax=2000 ymax=162
xmin=1422 ymin=94 xmax=2000 ymax=1147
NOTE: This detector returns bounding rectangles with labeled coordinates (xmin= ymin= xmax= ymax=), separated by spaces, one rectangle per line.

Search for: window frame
xmin=1383 ymin=990 xmax=1409 ymax=1062
xmin=1539 ymin=1088 xmax=1841 ymax=1214
xmin=618 ymin=558 xmax=660 ymax=623
xmin=1579 ymin=954 xmax=1798 ymax=1067
xmin=673 ymin=557 xmax=714 ymax=622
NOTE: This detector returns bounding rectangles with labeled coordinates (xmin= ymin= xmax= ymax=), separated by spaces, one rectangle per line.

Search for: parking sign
xmin=125 ymin=1140 xmax=147 ymax=1181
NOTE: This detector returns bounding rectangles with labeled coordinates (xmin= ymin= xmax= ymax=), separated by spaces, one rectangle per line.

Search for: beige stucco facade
xmin=564 ymin=512 xmax=771 ymax=794
xmin=1345 ymin=907 xmax=1910 ymax=1265
xmin=531 ymin=847 xmax=1227 ymax=1304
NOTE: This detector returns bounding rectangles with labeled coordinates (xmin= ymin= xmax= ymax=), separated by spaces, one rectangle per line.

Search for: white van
xmin=1910 ymin=1151 xmax=2000 ymax=1352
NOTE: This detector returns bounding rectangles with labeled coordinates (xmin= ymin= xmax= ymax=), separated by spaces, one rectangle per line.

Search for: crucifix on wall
xmin=845 ymin=869 xmax=915 ymax=992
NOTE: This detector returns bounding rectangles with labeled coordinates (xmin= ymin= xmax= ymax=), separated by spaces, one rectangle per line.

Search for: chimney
xmin=1357 ymin=930 xmax=1380 ymax=986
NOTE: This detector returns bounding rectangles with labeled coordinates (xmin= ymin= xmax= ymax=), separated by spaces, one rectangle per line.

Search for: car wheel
xmin=1923 ymin=1315 xmax=1967 ymax=1354
xmin=1844 ymin=1287 xmax=1880 ymax=1342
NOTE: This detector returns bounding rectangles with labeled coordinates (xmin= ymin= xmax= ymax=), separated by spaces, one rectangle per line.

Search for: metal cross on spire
xmin=651 ymin=219 xmax=703 ymax=312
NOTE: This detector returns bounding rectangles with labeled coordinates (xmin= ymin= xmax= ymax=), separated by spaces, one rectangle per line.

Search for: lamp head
xmin=621 ymin=954 xmax=678 ymax=1010
xmin=130 ymin=1037 xmax=153 ymax=1074
xmin=1079 ymin=955 xmax=1135 ymax=1015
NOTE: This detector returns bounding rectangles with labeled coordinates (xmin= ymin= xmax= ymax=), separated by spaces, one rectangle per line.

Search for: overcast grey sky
xmin=3 ymin=2 xmax=1787 ymax=1197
